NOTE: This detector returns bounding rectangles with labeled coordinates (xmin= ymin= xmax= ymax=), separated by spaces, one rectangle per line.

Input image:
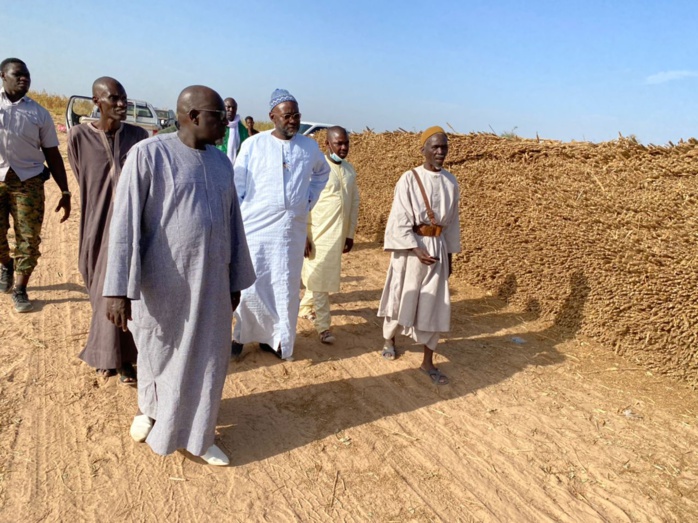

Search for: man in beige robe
xmin=377 ymin=126 xmax=461 ymax=385
xmin=300 ymin=126 xmax=359 ymax=343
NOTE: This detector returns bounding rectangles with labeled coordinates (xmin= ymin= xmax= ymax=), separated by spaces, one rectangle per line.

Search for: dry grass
xmin=334 ymin=131 xmax=698 ymax=383
xmin=252 ymin=121 xmax=274 ymax=131
xmin=28 ymin=90 xmax=68 ymax=117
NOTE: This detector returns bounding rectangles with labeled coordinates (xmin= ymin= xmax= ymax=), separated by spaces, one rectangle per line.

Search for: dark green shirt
xmin=216 ymin=121 xmax=249 ymax=156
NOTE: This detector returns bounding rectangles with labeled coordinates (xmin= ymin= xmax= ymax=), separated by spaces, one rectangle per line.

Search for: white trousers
xmin=383 ymin=317 xmax=440 ymax=351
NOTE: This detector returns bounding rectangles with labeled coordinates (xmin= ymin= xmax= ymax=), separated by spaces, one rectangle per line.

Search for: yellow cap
xmin=420 ymin=126 xmax=447 ymax=146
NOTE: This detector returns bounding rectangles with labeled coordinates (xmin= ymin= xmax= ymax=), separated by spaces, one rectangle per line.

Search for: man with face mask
xmin=103 ymin=85 xmax=255 ymax=465
xmin=299 ymin=126 xmax=359 ymax=344
xmin=67 ymin=77 xmax=148 ymax=384
xmin=378 ymin=127 xmax=461 ymax=385
xmin=0 ymin=58 xmax=72 ymax=312
xmin=231 ymin=88 xmax=329 ymax=360
xmin=216 ymin=97 xmax=248 ymax=165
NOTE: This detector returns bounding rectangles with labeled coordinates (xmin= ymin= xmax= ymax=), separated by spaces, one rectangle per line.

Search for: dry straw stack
xmin=329 ymin=130 xmax=698 ymax=383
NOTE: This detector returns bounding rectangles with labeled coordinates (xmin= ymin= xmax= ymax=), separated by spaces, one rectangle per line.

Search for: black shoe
xmin=231 ymin=341 xmax=243 ymax=358
xmin=0 ymin=260 xmax=14 ymax=293
xmin=259 ymin=343 xmax=282 ymax=359
xmin=12 ymin=287 xmax=33 ymax=313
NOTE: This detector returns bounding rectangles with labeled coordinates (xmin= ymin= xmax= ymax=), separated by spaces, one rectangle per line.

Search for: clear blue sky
xmin=2 ymin=0 xmax=696 ymax=143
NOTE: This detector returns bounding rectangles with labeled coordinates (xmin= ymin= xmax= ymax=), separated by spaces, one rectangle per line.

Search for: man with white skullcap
xmin=231 ymin=89 xmax=329 ymax=361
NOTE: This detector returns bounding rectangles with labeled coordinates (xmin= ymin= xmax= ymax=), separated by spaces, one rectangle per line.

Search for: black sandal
xmin=231 ymin=341 xmax=244 ymax=359
xmin=260 ymin=343 xmax=282 ymax=359
xmin=118 ymin=363 xmax=137 ymax=386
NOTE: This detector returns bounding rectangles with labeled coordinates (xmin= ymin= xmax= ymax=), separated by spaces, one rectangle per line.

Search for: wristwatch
xmin=61 ymin=190 xmax=72 ymax=197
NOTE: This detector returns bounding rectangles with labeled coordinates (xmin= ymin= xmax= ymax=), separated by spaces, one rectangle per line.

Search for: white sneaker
xmin=320 ymin=330 xmax=336 ymax=344
xmin=201 ymin=444 xmax=229 ymax=466
xmin=130 ymin=414 xmax=154 ymax=442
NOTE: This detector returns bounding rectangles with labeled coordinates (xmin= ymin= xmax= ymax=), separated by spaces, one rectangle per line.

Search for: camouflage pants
xmin=0 ymin=170 xmax=45 ymax=275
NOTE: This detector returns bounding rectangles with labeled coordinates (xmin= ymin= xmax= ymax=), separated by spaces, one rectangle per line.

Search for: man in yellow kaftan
xmin=300 ymin=126 xmax=359 ymax=343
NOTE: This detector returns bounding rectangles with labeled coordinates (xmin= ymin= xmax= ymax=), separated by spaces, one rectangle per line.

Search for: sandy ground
xmin=0 ymin=134 xmax=697 ymax=523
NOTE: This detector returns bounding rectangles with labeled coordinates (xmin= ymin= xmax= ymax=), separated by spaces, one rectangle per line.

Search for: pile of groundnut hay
xmin=317 ymin=130 xmax=698 ymax=383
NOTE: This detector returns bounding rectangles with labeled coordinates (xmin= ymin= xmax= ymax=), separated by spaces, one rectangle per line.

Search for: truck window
xmin=71 ymin=99 xmax=94 ymax=124
xmin=136 ymin=105 xmax=153 ymax=118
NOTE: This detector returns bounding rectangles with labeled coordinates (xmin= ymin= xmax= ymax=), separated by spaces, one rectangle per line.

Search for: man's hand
xmin=231 ymin=291 xmax=241 ymax=312
xmin=412 ymin=247 xmax=438 ymax=265
xmin=343 ymin=237 xmax=354 ymax=254
xmin=106 ymin=297 xmax=131 ymax=332
xmin=42 ymin=146 xmax=71 ymax=223
xmin=304 ymin=237 xmax=313 ymax=258
xmin=55 ymin=194 xmax=71 ymax=222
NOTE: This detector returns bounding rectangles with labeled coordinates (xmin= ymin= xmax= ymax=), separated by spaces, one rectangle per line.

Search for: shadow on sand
xmin=219 ymin=272 xmax=589 ymax=465
xmin=30 ymin=282 xmax=88 ymax=295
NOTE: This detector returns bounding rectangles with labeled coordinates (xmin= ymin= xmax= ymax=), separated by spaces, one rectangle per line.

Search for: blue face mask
xmin=328 ymin=142 xmax=343 ymax=163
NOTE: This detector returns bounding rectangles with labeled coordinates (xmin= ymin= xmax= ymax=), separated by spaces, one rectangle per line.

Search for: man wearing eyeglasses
xmin=232 ymin=88 xmax=329 ymax=361
xmin=103 ymin=85 xmax=255 ymax=466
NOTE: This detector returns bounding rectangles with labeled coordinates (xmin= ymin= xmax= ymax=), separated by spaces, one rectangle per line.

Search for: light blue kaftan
xmin=103 ymin=133 xmax=255 ymax=456
xmin=233 ymin=130 xmax=329 ymax=359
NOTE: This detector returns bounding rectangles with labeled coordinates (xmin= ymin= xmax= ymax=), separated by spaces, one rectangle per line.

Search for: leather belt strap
xmin=412 ymin=224 xmax=443 ymax=237
xmin=411 ymin=168 xmax=438 ymax=226
xmin=411 ymin=168 xmax=444 ymax=239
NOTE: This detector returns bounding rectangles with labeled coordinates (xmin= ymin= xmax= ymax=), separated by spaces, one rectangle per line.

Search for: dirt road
xmin=0 ymin=135 xmax=696 ymax=522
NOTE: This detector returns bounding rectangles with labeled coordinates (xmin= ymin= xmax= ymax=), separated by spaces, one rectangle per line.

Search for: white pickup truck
xmin=299 ymin=121 xmax=336 ymax=136
xmin=65 ymin=95 xmax=162 ymax=136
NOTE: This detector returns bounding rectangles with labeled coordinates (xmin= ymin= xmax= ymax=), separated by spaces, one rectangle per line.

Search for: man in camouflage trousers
xmin=0 ymin=58 xmax=71 ymax=312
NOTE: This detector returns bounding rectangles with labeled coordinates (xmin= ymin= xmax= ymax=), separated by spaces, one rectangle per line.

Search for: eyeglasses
xmin=194 ymin=108 xmax=227 ymax=121
xmin=279 ymin=112 xmax=301 ymax=122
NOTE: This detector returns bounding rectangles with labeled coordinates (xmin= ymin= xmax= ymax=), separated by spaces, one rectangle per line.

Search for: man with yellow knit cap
xmin=377 ymin=126 xmax=461 ymax=385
